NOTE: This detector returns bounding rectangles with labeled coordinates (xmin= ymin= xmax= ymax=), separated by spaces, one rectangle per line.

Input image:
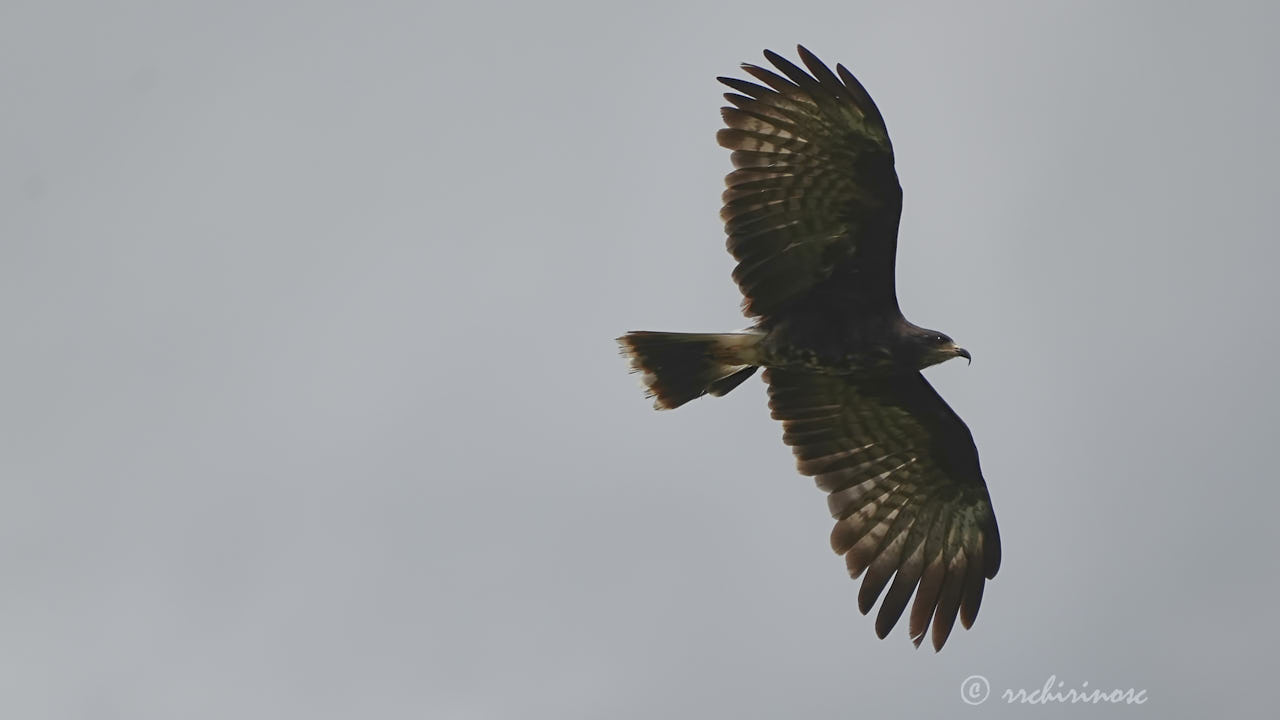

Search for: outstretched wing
xmin=718 ymin=46 xmax=903 ymax=320
xmin=765 ymin=369 xmax=1000 ymax=650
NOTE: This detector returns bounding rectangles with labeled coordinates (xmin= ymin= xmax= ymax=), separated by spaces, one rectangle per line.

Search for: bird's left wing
xmin=765 ymin=369 xmax=1001 ymax=650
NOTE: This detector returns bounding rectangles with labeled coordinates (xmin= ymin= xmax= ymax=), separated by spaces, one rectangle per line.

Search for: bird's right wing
xmin=718 ymin=46 xmax=903 ymax=320
xmin=765 ymin=368 xmax=1001 ymax=650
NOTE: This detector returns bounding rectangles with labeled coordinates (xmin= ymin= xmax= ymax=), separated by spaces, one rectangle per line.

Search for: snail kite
xmin=618 ymin=46 xmax=1000 ymax=651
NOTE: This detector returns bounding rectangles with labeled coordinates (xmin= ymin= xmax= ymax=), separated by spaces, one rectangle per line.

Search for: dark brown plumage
xmin=618 ymin=46 xmax=999 ymax=651
xmin=719 ymin=47 xmax=902 ymax=320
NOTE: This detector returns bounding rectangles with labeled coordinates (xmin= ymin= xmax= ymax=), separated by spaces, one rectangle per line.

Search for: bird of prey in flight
xmin=618 ymin=46 xmax=999 ymax=651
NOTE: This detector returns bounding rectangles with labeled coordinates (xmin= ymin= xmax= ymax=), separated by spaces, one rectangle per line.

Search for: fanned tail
xmin=617 ymin=331 xmax=762 ymax=409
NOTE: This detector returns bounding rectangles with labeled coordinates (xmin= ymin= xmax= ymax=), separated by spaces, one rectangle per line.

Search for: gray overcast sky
xmin=2 ymin=1 xmax=1278 ymax=717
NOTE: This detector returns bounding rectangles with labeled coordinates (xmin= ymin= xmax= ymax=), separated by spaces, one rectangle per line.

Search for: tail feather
xmin=618 ymin=331 xmax=762 ymax=409
xmin=707 ymin=365 xmax=758 ymax=397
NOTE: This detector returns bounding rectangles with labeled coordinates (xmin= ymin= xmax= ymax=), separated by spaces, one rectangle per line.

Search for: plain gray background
xmin=3 ymin=1 xmax=1277 ymax=717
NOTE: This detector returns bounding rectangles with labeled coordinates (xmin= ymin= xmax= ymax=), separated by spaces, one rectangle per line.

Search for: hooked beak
xmin=955 ymin=347 xmax=971 ymax=365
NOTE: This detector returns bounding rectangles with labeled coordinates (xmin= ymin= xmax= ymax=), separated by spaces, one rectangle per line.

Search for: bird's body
xmin=756 ymin=315 xmax=952 ymax=374
xmin=619 ymin=46 xmax=999 ymax=651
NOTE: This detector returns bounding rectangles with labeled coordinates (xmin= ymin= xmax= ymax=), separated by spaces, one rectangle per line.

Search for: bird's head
xmin=904 ymin=327 xmax=971 ymax=370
